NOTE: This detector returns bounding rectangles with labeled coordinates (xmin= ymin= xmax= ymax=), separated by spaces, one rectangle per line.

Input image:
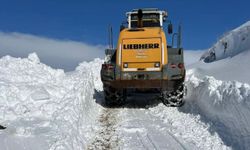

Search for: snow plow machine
xmin=101 ymin=8 xmax=186 ymax=107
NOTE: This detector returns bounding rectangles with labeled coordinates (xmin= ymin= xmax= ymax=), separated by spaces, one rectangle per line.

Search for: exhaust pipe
xmin=137 ymin=9 xmax=143 ymax=28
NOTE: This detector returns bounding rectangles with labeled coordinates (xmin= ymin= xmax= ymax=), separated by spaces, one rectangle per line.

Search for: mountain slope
xmin=200 ymin=21 xmax=250 ymax=63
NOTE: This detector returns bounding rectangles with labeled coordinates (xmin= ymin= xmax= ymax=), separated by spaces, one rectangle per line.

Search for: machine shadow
xmin=94 ymin=89 xmax=162 ymax=109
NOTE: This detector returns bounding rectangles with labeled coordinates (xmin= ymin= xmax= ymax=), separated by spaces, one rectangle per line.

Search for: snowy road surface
xmin=87 ymin=90 xmax=229 ymax=150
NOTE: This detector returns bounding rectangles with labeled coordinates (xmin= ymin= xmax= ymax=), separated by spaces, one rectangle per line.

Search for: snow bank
xmin=76 ymin=58 xmax=104 ymax=91
xmin=0 ymin=53 xmax=101 ymax=150
xmin=185 ymin=21 xmax=250 ymax=149
xmin=185 ymin=69 xmax=250 ymax=150
xmin=201 ymin=21 xmax=250 ymax=62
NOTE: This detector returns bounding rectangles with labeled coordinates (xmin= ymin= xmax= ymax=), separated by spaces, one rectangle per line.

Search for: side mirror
xmin=163 ymin=17 xmax=166 ymax=22
xmin=168 ymin=23 xmax=173 ymax=34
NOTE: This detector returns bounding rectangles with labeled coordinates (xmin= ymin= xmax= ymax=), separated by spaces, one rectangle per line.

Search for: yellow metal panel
xmin=116 ymin=27 xmax=168 ymax=68
xmin=122 ymin=38 xmax=161 ymax=61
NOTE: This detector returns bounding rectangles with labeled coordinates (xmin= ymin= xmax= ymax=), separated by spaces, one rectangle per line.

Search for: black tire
xmin=103 ymin=84 xmax=126 ymax=106
xmin=161 ymin=84 xmax=185 ymax=107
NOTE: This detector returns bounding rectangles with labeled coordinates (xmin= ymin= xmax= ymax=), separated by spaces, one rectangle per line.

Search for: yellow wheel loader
xmin=101 ymin=8 xmax=186 ymax=106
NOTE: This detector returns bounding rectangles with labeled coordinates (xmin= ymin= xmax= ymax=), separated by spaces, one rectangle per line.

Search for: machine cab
xmin=126 ymin=8 xmax=167 ymax=28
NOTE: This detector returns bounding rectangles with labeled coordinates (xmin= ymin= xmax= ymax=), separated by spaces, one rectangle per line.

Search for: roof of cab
xmin=126 ymin=8 xmax=167 ymax=16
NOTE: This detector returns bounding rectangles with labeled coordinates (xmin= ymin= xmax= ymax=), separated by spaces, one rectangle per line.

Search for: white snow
xmin=184 ymin=69 xmax=250 ymax=150
xmin=192 ymin=21 xmax=250 ymax=84
xmin=0 ymin=53 xmax=231 ymax=150
xmin=0 ymin=53 xmax=102 ymax=150
xmin=201 ymin=21 xmax=250 ymax=62
xmin=184 ymin=50 xmax=204 ymax=66
xmin=1 ymin=21 xmax=250 ymax=150
xmin=188 ymin=49 xmax=250 ymax=84
xmin=183 ymin=21 xmax=250 ymax=150
xmin=118 ymin=104 xmax=229 ymax=150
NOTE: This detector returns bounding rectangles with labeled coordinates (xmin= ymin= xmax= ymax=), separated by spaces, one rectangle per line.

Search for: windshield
xmin=131 ymin=13 xmax=160 ymax=28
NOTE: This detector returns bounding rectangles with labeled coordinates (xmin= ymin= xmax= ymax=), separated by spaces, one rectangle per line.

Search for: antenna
xmin=177 ymin=23 xmax=182 ymax=48
xmin=108 ymin=25 xmax=114 ymax=49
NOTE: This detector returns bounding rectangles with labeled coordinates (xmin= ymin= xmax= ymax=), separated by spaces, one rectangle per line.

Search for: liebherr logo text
xmin=123 ymin=43 xmax=159 ymax=49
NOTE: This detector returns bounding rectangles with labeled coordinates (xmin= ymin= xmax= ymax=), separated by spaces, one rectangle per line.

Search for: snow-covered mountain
xmin=189 ymin=21 xmax=250 ymax=84
xmin=200 ymin=21 xmax=250 ymax=63
xmin=0 ymin=21 xmax=250 ymax=150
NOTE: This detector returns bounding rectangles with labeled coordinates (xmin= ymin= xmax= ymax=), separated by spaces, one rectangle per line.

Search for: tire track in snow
xmin=119 ymin=103 xmax=190 ymax=150
xmin=87 ymin=108 xmax=120 ymax=150
xmin=132 ymin=109 xmax=159 ymax=150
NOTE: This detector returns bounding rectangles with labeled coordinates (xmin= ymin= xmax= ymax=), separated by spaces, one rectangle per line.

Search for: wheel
xmin=161 ymin=84 xmax=185 ymax=107
xmin=103 ymin=84 xmax=126 ymax=106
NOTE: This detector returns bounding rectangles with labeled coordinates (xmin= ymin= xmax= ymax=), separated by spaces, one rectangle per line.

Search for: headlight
xmin=154 ymin=62 xmax=160 ymax=67
xmin=123 ymin=63 xmax=128 ymax=68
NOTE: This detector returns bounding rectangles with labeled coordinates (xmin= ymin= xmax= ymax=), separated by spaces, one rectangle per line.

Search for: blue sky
xmin=0 ymin=0 xmax=249 ymax=50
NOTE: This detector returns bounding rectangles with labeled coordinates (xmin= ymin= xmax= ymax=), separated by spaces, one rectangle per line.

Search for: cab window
xmin=131 ymin=13 xmax=160 ymax=28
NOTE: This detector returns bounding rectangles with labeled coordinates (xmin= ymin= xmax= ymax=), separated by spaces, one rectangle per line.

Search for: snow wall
xmin=0 ymin=53 xmax=101 ymax=150
xmin=185 ymin=69 xmax=250 ymax=150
